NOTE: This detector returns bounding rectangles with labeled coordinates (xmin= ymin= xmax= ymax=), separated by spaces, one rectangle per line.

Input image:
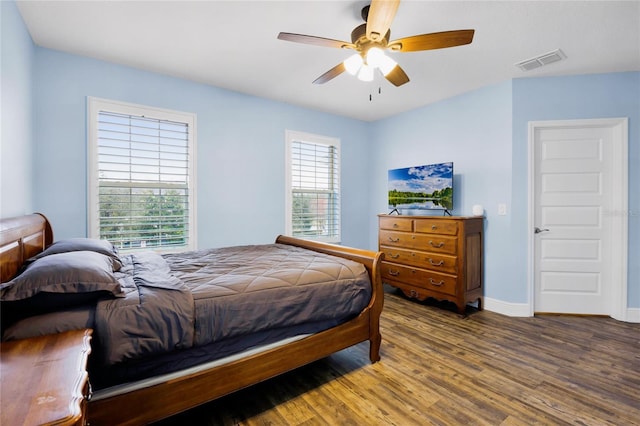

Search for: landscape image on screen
xmin=388 ymin=162 xmax=453 ymax=211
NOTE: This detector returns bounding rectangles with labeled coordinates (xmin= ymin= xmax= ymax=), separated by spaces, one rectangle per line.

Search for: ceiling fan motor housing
xmin=351 ymin=24 xmax=390 ymax=56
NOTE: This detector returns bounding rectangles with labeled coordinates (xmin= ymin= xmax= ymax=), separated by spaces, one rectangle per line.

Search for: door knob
xmin=534 ymin=227 xmax=550 ymax=234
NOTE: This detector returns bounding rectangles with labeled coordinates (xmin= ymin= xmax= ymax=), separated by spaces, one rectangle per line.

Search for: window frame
xmin=285 ymin=129 xmax=341 ymax=243
xmin=87 ymin=96 xmax=197 ymax=252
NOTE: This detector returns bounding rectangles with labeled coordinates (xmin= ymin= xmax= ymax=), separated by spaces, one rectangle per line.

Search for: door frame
xmin=527 ymin=118 xmax=629 ymax=321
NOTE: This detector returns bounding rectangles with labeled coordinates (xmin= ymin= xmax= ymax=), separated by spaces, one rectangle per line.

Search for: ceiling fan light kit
xmin=343 ymin=48 xmax=397 ymax=81
xmin=366 ymin=47 xmax=398 ymax=75
xmin=277 ymin=0 xmax=475 ymax=87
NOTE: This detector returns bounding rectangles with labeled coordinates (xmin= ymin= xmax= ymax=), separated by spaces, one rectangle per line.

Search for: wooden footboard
xmin=0 ymin=215 xmax=384 ymax=426
xmin=275 ymin=234 xmax=384 ymax=363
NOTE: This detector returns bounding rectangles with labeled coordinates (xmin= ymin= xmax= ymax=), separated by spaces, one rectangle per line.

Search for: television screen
xmin=388 ymin=162 xmax=453 ymax=212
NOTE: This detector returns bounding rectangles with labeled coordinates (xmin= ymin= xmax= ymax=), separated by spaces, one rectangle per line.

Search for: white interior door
xmin=530 ymin=118 xmax=628 ymax=317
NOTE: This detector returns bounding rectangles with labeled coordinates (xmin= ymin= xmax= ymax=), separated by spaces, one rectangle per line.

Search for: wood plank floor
xmin=155 ymin=287 xmax=640 ymax=425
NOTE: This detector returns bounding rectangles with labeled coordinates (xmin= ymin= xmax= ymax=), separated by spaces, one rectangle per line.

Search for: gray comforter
xmin=94 ymin=244 xmax=371 ymax=366
xmin=95 ymin=252 xmax=195 ymax=365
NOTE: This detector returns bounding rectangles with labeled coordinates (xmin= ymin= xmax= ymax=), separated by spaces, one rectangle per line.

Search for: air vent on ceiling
xmin=515 ymin=49 xmax=566 ymax=72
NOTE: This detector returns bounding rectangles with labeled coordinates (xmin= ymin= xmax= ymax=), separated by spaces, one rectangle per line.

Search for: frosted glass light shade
xmin=357 ymin=64 xmax=374 ymax=82
xmin=366 ymin=47 xmax=385 ymax=68
xmin=344 ymin=54 xmax=363 ymax=75
xmin=377 ymin=55 xmax=397 ymax=75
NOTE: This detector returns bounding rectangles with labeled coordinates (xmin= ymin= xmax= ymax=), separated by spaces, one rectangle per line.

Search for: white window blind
xmin=88 ymin=98 xmax=196 ymax=251
xmin=286 ymin=131 xmax=340 ymax=242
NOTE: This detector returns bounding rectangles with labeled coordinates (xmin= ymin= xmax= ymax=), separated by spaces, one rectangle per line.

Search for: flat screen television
xmin=388 ymin=162 xmax=453 ymax=213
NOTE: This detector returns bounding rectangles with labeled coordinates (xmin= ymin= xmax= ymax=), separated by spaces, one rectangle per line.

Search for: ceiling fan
xmin=277 ymin=0 xmax=474 ymax=87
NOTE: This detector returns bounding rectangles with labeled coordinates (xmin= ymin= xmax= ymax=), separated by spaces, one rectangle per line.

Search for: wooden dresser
xmin=1 ymin=329 xmax=93 ymax=426
xmin=378 ymin=214 xmax=483 ymax=314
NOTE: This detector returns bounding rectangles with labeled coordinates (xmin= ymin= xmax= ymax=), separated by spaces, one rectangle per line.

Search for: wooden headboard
xmin=0 ymin=213 xmax=53 ymax=283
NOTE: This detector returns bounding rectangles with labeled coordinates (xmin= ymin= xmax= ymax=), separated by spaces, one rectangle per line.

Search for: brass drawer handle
xmin=392 ymin=223 xmax=399 ymax=228
xmin=389 ymin=253 xmax=400 ymax=259
xmin=388 ymin=237 xmax=400 ymax=243
xmin=428 ymin=258 xmax=444 ymax=266
xmin=388 ymin=269 xmax=400 ymax=276
xmin=429 ymin=278 xmax=445 ymax=286
xmin=429 ymin=240 xmax=445 ymax=248
xmin=431 ymin=225 xmax=437 ymax=230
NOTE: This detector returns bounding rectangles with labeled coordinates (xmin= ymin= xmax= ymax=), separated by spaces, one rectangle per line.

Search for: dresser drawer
xmin=380 ymin=246 xmax=458 ymax=274
xmin=379 ymin=216 xmax=413 ymax=231
xmin=414 ymin=219 xmax=458 ymax=235
xmin=380 ymin=230 xmax=458 ymax=255
xmin=381 ymin=262 xmax=457 ymax=296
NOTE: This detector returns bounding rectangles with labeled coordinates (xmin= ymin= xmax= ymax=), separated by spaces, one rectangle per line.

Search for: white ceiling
xmin=16 ymin=0 xmax=640 ymax=122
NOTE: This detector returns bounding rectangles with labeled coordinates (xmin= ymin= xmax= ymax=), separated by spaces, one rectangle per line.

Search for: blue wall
xmin=31 ymin=48 xmax=370 ymax=249
xmin=368 ymin=72 xmax=639 ymax=310
xmin=1 ymin=1 xmax=34 ymax=217
xmin=368 ymin=81 xmax=515 ymax=303
xmin=512 ymin=72 xmax=640 ymax=308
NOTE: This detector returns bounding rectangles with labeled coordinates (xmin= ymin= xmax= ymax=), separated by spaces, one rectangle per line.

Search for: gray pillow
xmin=2 ymin=306 xmax=95 ymax=341
xmin=0 ymin=251 xmax=123 ymax=302
xmin=29 ymin=238 xmax=122 ymax=271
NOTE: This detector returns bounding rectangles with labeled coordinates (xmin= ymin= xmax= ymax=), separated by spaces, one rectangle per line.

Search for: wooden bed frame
xmin=0 ymin=213 xmax=384 ymax=425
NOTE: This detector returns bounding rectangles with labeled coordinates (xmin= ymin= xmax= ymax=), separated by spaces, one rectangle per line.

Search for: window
xmin=87 ymin=97 xmax=196 ymax=251
xmin=285 ymin=130 xmax=340 ymax=243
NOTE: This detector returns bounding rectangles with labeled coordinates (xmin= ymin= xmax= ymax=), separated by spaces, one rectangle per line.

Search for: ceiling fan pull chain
xmin=369 ymin=85 xmax=383 ymax=101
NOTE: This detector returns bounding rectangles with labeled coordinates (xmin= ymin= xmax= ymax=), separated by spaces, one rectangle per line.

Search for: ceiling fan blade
xmin=366 ymin=0 xmax=400 ymax=42
xmin=277 ymin=32 xmax=355 ymax=49
xmin=389 ymin=29 xmax=475 ymax=52
xmin=313 ymin=62 xmax=346 ymax=84
xmin=384 ymin=64 xmax=410 ymax=87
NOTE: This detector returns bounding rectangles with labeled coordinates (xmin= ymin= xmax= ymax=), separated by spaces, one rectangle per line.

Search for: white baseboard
xmin=623 ymin=308 xmax=640 ymax=323
xmin=483 ymin=297 xmax=531 ymax=317
xmin=484 ymin=297 xmax=640 ymax=323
